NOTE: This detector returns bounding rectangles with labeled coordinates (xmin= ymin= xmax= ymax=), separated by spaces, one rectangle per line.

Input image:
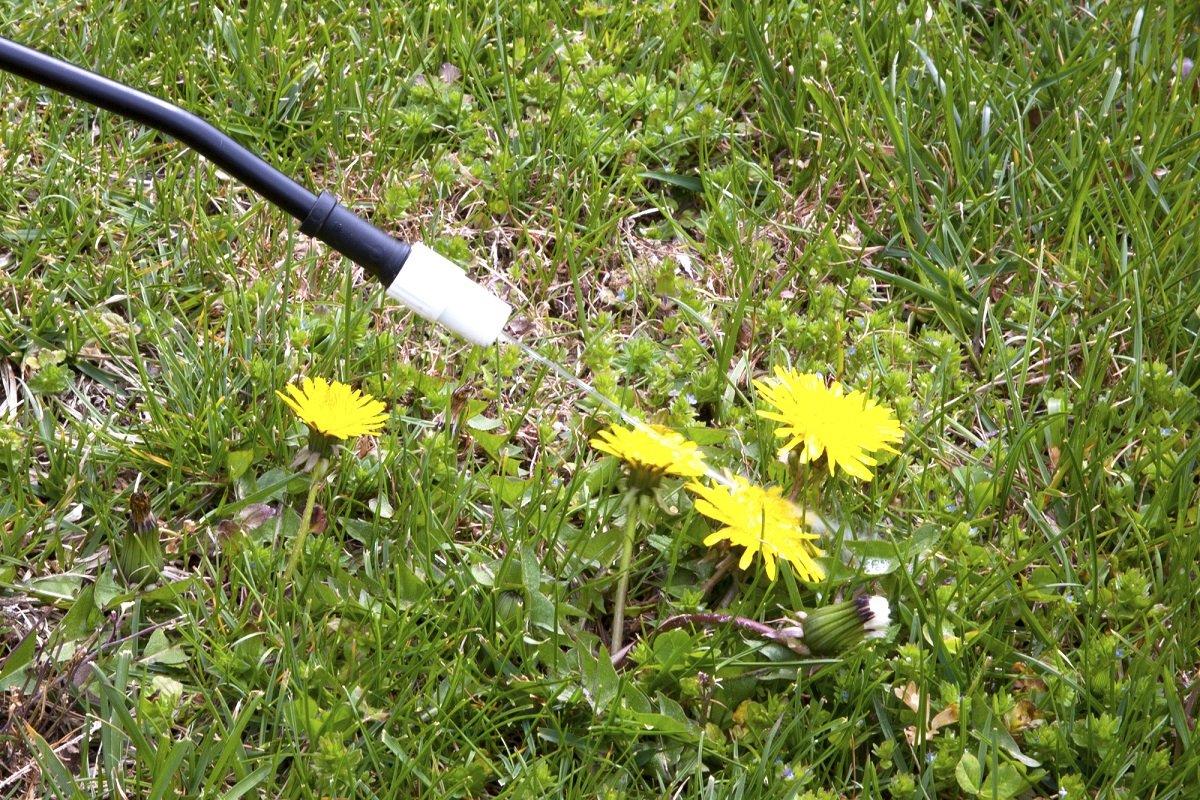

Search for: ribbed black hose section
xmin=0 ymin=35 xmax=317 ymax=221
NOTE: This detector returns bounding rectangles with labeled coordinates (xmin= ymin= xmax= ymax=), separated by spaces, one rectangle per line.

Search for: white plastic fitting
xmin=385 ymin=243 xmax=512 ymax=346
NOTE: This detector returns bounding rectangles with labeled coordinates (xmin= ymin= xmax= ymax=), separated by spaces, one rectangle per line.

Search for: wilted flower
xmin=114 ymin=491 xmax=163 ymax=586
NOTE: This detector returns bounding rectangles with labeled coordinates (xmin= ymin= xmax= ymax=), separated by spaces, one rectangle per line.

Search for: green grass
xmin=2 ymin=0 xmax=1199 ymax=797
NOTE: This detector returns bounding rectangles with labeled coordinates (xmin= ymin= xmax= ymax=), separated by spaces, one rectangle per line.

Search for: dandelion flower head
xmin=754 ymin=367 xmax=902 ymax=481
xmin=277 ymin=377 xmax=388 ymax=440
xmin=591 ymin=423 xmax=708 ymax=491
xmin=686 ymin=475 xmax=824 ymax=582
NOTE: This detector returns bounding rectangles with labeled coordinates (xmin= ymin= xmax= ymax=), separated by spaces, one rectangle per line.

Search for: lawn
xmin=2 ymin=0 xmax=1199 ymax=797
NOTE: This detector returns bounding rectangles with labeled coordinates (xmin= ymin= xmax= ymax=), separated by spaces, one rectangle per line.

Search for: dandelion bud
xmin=115 ymin=491 xmax=164 ymax=587
xmin=801 ymin=595 xmax=892 ymax=656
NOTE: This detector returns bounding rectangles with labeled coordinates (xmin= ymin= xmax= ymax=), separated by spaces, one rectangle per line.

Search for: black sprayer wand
xmin=0 ymin=35 xmax=511 ymax=345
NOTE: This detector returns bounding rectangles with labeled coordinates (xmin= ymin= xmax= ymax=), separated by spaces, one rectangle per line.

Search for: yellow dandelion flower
xmin=754 ymin=367 xmax=902 ymax=481
xmin=277 ymin=377 xmax=388 ymax=440
xmin=590 ymin=423 xmax=708 ymax=490
xmin=686 ymin=476 xmax=824 ymax=582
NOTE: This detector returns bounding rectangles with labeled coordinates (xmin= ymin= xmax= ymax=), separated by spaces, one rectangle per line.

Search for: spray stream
xmin=496 ymin=332 xmax=748 ymax=491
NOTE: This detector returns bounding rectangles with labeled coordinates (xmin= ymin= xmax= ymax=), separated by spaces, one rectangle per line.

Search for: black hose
xmin=0 ymin=35 xmax=409 ymax=285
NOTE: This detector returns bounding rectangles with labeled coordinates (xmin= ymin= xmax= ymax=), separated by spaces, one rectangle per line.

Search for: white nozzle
xmin=385 ymin=243 xmax=512 ymax=346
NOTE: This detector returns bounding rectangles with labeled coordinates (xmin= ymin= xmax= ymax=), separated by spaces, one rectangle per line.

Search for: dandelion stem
xmin=282 ymin=457 xmax=329 ymax=586
xmin=611 ymin=612 xmax=810 ymax=667
xmin=610 ymin=495 xmax=642 ymax=653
